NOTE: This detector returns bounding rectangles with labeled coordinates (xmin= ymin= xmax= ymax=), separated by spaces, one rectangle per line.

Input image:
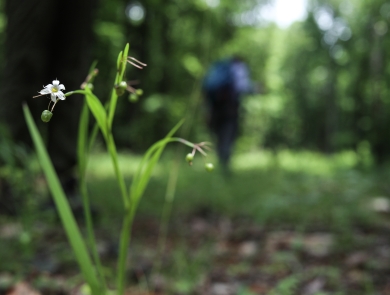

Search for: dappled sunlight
xmin=233 ymin=150 xmax=358 ymax=176
xmin=87 ymin=152 xmax=144 ymax=178
xmin=84 ymin=149 xmax=378 ymax=230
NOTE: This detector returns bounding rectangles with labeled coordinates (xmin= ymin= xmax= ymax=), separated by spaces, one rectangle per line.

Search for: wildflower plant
xmin=23 ymin=43 xmax=213 ymax=295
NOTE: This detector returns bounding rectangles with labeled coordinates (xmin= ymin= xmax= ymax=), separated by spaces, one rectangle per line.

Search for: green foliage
xmin=86 ymin=149 xmax=378 ymax=229
xmin=23 ymin=105 xmax=102 ymax=295
xmin=268 ymin=266 xmax=341 ymax=295
xmin=269 ymin=276 xmax=299 ymax=295
xmin=91 ymin=0 xmax=272 ymax=150
xmin=88 ymin=0 xmax=390 ymax=163
xmin=252 ymin=0 xmax=390 ymax=161
xmin=22 ymin=43 xmax=213 ymax=295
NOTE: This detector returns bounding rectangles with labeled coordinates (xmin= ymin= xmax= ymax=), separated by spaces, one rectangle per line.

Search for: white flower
xmin=39 ymin=80 xmax=66 ymax=102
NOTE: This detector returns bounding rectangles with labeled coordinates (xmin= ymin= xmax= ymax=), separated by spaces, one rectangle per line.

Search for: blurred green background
xmin=1 ymin=0 xmax=389 ymax=160
xmin=79 ymin=0 xmax=390 ymax=161
xmin=3 ymin=1 xmax=390 ymax=293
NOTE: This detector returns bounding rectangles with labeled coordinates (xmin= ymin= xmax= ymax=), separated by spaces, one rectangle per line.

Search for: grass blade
xmin=77 ymin=102 xmax=89 ymax=175
xmin=23 ymin=104 xmax=102 ymax=295
xmin=118 ymin=120 xmax=184 ymax=294
xmin=130 ymin=120 xmax=185 ymax=216
xmin=84 ymin=89 xmax=108 ymax=139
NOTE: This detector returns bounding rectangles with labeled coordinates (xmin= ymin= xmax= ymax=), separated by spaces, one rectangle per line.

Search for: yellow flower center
xmin=52 ymin=87 xmax=58 ymax=93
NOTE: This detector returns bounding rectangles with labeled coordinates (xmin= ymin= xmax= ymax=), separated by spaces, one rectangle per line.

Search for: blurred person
xmin=0 ymin=0 xmax=97 ymax=214
xmin=203 ymin=56 xmax=252 ymax=173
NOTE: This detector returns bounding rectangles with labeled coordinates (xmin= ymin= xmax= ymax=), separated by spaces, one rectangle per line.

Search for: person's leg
xmin=216 ymin=117 xmax=238 ymax=171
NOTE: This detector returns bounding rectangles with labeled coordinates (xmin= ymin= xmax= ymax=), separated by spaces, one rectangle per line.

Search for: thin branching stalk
xmin=153 ymin=80 xmax=203 ymax=275
xmin=69 ymin=90 xmax=130 ymax=209
xmin=78 ymin=102 xmax=107 ymax=291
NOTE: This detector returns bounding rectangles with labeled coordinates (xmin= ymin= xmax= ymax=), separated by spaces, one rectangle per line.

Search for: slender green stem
xmin=68 ymin=47 xmax=154 ymax=295
xmin=88 ymin=122 xmax=99 ymax=152
xmin=72 ymin=88 xmax=131 ymax=295
xmin=65 ymin=90 xmax=86 ymax=96
xmin=106 ymin=133 xmax=129 ymax=209
xmin=87 ymin=100 xmax=111 ymax=153
xmin=153 ymin=80 xmax=203 ymax=275
xmin=130 ymin=137 xmax=190 ymax=204
xmin=117 ymin=208 xmax=135 ymax=295
xmin=68 ymin=89 xmax=129 ymax=208
xmin=78 ymin=102 xmax=107 ymax=292
xmin=152 ymin=137 xmax=192 ymax=276
xmin=80 ymin=178 xmax=107 ymax=291
xmin=109 ymin=44 xmax=128 ymax=128
xmin=108 ymin=89 xmax=119 ymax=128
xmin=153 ymin=189 xmax=174 ymax=275
xmin=119 ymin=131 xmax=186 ymax=293
xmin=23 ymin=105 xmax=102 ymax=295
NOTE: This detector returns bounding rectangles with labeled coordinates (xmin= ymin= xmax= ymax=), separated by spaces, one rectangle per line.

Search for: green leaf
xmin=120 ymin=43 xmax=130 ymax=78
xmin=116 ymin=50 xmax=123 ymax=73
xmin=109 ymin=43 xmax=130 ymax=127
xmin=77 ymin=101 xmax=107 ymax=291
xmin=130 ymin=119 xmax=184 ymax=209
xmin=22 ymin=104 xmax=102 ymax=295
xmin=106 ymin=133 xmax=129 ymax=208
xmin=84 ymin=89 xmax=108 ymax=139
xmin=117 ymin=119 xmax=184 ymax=294
xmin=77 ymin=102 xmax=89 ymax=176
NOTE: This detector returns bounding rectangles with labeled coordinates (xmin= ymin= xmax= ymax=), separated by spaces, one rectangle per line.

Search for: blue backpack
xmin=203 ymin=59 xmax=233 ymax=96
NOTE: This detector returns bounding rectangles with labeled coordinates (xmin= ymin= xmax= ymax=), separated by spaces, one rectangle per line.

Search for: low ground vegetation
xmin=1 ymin=149 xmax=389 ymax=295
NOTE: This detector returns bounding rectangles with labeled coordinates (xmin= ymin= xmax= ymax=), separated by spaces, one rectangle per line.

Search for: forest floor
xmin=1 ymin=150 xmax=390 ymax=295
xmin=2 ymin=213 xmax=390 ymax=295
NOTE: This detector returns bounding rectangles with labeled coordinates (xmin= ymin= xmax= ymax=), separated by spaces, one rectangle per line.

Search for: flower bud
xmin=205 ymin=163 xmax=214 ymax=172
xmin=136 ymin=89 xmax=143 ymax=96
xmin=185 ymin=153 xmax=194 ymax=164
xmin=86 ymin=83 xmax=94 ymax=90
xmin=129 ymin=93 xmax=138 ymax=103
xmin=115 ymin=81 xmax=127 ymax=96
xmin=41 ymin=110 xmax=53 ymax=123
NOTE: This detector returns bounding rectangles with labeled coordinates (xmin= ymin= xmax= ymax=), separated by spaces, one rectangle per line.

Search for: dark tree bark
xmin=0 ymin=0 xmax=97 ymax=177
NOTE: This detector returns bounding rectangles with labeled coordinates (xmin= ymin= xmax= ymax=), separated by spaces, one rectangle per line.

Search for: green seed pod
xmin=185 ymin=153 xmax=194 ymax=163
xmin=41 ymin=110 xmax=53 ymax=123
xmin=205 ymin=163 xmax=214 ymax=172
xmin=129 ymin=93 xmax=138 ymax=103
xmin=115 ymin=81 xmax=127 ymax=96
xmin=136 ymin=89 xmax=143 ymax=96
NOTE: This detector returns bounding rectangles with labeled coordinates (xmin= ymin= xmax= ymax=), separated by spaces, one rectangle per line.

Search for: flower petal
xmin=59 ymin=84 xmax=65 ymax=90
xmin=56 ymin=91 xmax=66 ymax=100
xmin=50 ymin=93 xmax=57 ymax=102
xmin=39 ymin=88 xmax=51 ymax=95
xmin=52 ymin=80 xmax=60 ymax=86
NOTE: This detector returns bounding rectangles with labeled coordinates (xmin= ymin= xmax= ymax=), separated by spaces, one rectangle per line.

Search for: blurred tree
xmin=257 ymin=0 xmax=390 ymax=163
xmin=7 ymin=0 xmax=390 ymax=164
xmin=0 ymin=0 xmax=97 ymax=212
xmin=91 ymin=0 xmax=269 ymax=150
